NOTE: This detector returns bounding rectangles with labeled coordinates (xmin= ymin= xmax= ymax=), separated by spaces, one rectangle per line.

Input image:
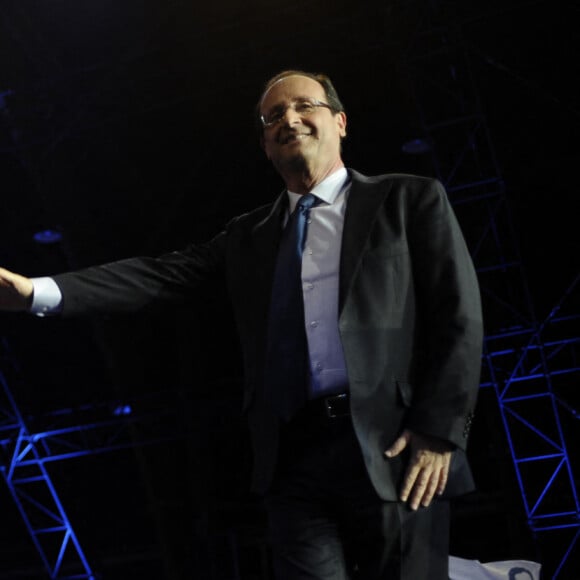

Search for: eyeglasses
xmin=260 ymin=98 xmax=333 ymax=129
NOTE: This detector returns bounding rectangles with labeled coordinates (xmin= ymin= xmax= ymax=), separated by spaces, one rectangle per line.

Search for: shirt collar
xmin=286 ymin=167 xmax=349 ymax=213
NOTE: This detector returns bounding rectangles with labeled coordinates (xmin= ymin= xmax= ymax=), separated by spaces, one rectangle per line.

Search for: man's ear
xmin=337 ymin=111 xmax=347 ymax=138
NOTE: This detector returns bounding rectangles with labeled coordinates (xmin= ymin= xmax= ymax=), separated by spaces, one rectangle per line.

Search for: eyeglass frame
xmin=260 ymin=98 xmax=334 ymax=129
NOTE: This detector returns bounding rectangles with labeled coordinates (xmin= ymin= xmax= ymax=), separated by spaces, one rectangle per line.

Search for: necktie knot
xmin=296 ymin=193 xmax=317 ymax=213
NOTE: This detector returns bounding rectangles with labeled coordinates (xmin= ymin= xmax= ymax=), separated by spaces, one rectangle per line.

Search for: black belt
xmin=311 ymin=393 xmax=350 ymax=419
xmin=281 ymin=394 xmax=351 ymax=445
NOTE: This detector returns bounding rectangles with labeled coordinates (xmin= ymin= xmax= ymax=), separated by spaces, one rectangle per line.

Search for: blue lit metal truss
xmin=1 ymin=335 xmax=244 ymax=578
xmin=404 ymin=3 xmax=579 ymax=576
xmin=487 ymin=277 xmax=580 ymax=578
xmin=0 ymin=364 xmax=96 ymax=580
xmin=0 ymin=337 xmax=189 ymax=579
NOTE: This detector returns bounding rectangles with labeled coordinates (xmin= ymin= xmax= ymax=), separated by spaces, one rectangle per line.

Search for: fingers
xmin=400 ymin=452 xmax=434 ymax=509
xmin=436 ymin=455 xmax=450 ymax=495
xmin=410 ymin=464 xmax=445 ymax=510
xmin=399 ymin=461 xmax=421 ymax=505
xmin=388 ymin=431 xmax=453 ymax=510
xmin=384 ymin=428 xmax=411 ymax=458
xmin=0 ymin=267 xmax=34 ymax=311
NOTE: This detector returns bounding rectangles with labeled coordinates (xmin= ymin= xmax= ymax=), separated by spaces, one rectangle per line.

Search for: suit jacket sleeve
xmin=53 ymin=231 xmax=228 ymax=317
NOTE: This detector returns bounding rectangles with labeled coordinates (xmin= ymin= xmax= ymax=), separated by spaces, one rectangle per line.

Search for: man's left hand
xmin=384 ymin=429 xmax=453 ymax=510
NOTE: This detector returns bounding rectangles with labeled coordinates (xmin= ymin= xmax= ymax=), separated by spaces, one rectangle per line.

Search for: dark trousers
xmin=265 ymin=401 xmax=449 ymax=580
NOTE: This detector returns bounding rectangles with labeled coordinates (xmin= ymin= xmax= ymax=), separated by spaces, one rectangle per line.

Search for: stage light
xmin=33 ymin=229 xmax=63 ymax=244
xmin=112 ymin=404 xmax=132 ymax=416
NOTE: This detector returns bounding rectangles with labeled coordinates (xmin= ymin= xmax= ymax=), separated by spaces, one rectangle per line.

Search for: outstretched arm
xmin=1 ymin=229 xmax=228 ymax=318
xmin=0 ymin=267 xmax=33 ymax=311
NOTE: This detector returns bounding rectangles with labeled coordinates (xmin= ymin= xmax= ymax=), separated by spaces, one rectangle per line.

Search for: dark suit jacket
xmin=54 ymin=170 xmax=483 ymax=500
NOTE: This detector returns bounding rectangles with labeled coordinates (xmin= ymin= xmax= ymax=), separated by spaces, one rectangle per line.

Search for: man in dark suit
xmin=0 ymin=70 xmax=483 ymax=579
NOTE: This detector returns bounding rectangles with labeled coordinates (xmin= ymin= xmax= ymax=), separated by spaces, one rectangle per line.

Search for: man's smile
xmin=279 ymin=131 xmax=313 ymax=145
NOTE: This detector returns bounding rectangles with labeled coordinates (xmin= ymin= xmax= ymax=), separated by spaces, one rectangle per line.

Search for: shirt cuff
xmin=30 ymin=277 xmax=63 ymax=316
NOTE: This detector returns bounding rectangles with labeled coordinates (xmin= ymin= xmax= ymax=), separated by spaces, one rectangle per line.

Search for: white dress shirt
xmin=287 ymin=167 xmax=350 ymax=399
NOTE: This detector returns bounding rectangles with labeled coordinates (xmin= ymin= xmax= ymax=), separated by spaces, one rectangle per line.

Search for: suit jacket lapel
xmin=251 ymin=190 xmax=287 ymax=287
xmin=339 ymin=170 xmax=393 ymax=315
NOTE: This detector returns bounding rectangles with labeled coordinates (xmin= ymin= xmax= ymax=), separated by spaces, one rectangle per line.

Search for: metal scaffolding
xmin=0 ymin=354 xmax=96 ymax=579
xmin=1 ymin=335 xmax=263 ymax=579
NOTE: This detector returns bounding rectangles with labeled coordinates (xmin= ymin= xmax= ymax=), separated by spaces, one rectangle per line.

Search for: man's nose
xmin=281 ymin=105 xmax=302 ymax=125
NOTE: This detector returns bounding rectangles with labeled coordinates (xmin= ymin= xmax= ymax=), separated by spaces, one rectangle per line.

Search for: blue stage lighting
xmin=112 ymin=404 xmax=132 ymax=416
xmin=33 ymin=229 xmax=63 ymax=244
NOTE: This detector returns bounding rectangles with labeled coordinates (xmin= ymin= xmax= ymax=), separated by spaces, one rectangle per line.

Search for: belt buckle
xmin=324 ymin=393 xmax=349 ymax=418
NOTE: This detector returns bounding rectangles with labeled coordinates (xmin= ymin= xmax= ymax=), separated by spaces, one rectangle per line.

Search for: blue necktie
xmin=265 ymin=193 xmax=318 ymax=421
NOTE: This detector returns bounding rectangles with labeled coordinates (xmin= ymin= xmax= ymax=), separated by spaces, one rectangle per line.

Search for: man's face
xmin=259 ymin=75 xmax=347 ymax=176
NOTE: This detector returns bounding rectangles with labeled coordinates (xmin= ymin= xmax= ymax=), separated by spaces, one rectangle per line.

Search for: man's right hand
xmin=0 ymin=267 xmax=34 ymax=311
